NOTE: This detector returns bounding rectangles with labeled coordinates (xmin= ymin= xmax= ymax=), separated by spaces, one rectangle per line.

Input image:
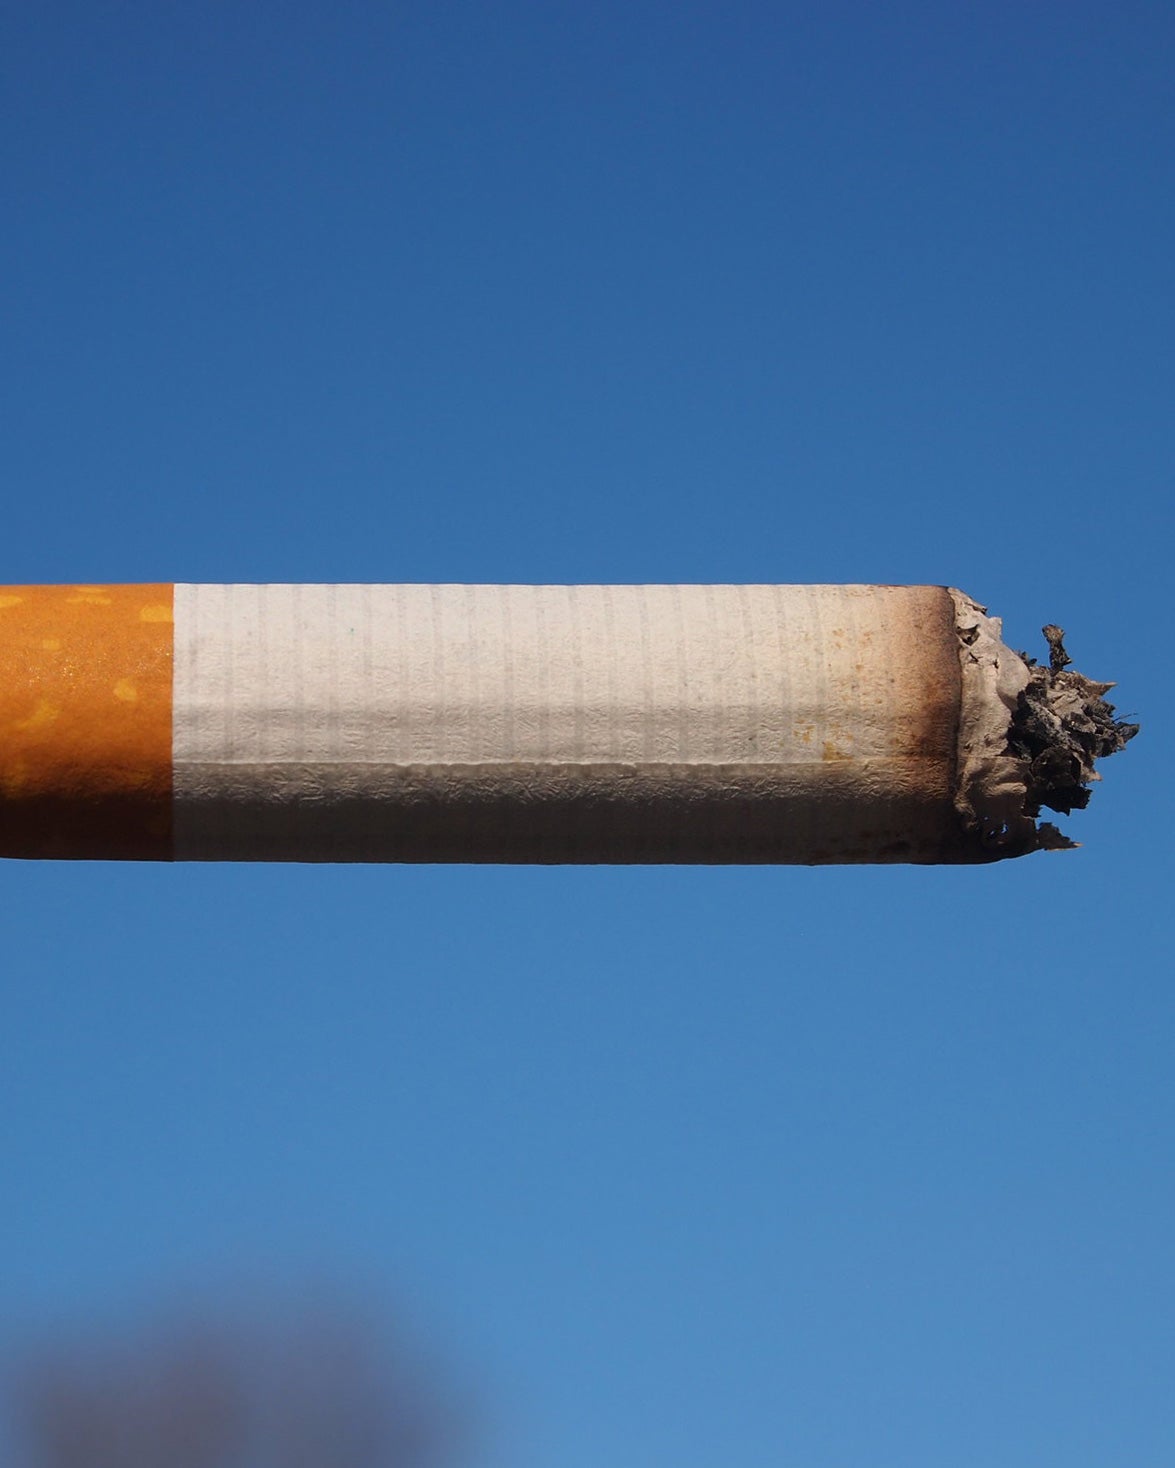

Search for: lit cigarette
xmin=0 ymin=583 xmax=1135 ymax=863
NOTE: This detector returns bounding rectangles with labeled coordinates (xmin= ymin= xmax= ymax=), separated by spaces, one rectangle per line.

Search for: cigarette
xmin=0 ymin=583 xmax=1136 ymax=864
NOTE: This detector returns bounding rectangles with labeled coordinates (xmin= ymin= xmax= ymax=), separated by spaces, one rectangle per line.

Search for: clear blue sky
xmin=1 ymin=3 xmax=1171 ymax=1464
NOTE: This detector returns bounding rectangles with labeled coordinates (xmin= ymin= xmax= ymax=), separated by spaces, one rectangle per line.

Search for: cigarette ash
xmin=950 ymin=590 xmax=1138 ymax=858
xmin=1009 ymin=624 xmax=1139 ymax=838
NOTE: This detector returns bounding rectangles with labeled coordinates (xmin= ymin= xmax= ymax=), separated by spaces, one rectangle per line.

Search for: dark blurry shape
xmin=7 ymin=1301 xmax=463 ymax=1468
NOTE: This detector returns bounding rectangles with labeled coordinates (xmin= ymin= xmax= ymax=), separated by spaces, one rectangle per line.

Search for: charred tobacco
xmin=1009 ymin=626 xmax=1139 ymax=820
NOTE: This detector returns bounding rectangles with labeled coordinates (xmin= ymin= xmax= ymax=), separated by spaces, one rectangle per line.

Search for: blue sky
xmin=1 ymin=3 xmax=1171 ymax=1464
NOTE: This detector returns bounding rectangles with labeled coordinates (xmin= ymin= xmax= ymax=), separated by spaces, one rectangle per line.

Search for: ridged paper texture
xmin=172 ymin=583 xmax=960 ymax=862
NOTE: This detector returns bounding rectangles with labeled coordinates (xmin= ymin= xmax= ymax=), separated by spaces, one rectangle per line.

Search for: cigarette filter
xmin=0 ymin=583 xmax=1135 ymax=863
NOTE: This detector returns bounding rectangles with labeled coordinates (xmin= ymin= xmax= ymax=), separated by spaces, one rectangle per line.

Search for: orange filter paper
xmin=0 ymin=585 xmax=174 ymax=858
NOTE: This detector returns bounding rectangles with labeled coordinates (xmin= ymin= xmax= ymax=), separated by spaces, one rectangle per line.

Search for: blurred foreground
xmin=3 ymin=1298 xmax=465 ymax=1468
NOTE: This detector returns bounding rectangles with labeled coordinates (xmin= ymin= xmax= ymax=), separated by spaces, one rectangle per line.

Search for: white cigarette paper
xmin=167 ymin=583 xmax=1132 ymax=863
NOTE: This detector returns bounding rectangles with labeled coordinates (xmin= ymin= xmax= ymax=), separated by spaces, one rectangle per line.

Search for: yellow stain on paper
xmin=14 ymin=699 xmax=61 ymax=734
